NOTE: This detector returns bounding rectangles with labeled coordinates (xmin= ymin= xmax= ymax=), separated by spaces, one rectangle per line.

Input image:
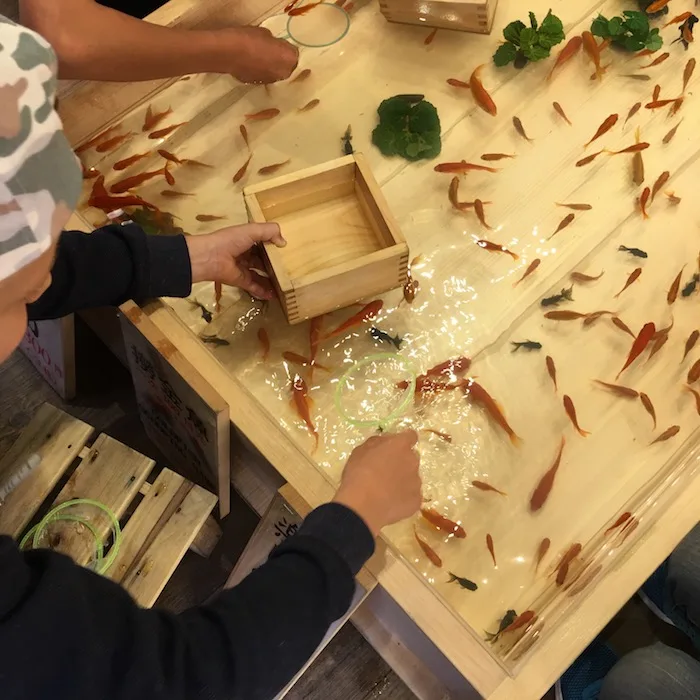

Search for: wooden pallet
xmin=0 ymin=403 xmax=219 ymax=607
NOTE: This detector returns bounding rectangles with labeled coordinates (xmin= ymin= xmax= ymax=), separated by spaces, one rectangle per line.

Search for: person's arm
xmin=28 ymin=222 xmax=286 ymax=321
xmin=0 ymin=432 xmax=421 ymax=700
xmin=20 ymin=0 xmax=298 ymax=82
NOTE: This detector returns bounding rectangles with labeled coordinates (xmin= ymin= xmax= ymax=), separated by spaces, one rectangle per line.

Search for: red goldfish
xmin=463 ymin=380 xmax=521 ymax=445
xmin=530 ymin=437 xmax=566 ymax=511
xmin=420 ymin=507 xmax=466 ymax=538
xmin=469 ymin=65 xmax=497 ymax=116
xmin=325 ymin=300 xmax=383 ymax=339
xmin=291 ymin=374 xmax=318 ymax=450
xmin=617 ymin=322 xmax=656 ymax=378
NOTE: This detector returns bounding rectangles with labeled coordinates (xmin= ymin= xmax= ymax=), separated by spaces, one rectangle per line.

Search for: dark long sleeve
xmin=0 ymin=503 xmax=374 ymax=700
xmin=28 ymin=224 xmax=192 ymax=321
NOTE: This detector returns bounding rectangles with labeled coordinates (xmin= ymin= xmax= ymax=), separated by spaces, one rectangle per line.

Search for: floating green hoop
xmin=20 ymin=498 xmax=122 ymax=575
xmin=335 ymin=353 xmax=417 ymax=431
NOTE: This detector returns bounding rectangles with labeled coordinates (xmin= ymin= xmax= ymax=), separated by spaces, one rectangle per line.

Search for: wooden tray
xmin=379 ymin=0 xmax=498 ymax=34
xmin=62 ymin=0 xmax=700 ymax=696
xmin=244 ymin=154 xmax=408 ymax=323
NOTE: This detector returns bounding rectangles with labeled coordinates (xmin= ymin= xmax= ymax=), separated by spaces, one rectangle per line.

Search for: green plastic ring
xmin=23 ymin=498 xmax=122 ymax=575
xmin=335 ymin=353 xmax=417 ymax=430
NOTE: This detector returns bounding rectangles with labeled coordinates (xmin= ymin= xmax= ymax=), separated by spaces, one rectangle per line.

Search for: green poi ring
xmin=22 ymin=498 xmax=122 ymax=575
xmin=335 ymin=353 xmax=417 ymax=430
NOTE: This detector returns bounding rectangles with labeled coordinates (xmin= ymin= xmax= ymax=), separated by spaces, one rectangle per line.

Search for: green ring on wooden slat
xmin=20 ymin=498 xmax=122 ymax=575
xmin=335 ymin=353 xmax=416 ymax=431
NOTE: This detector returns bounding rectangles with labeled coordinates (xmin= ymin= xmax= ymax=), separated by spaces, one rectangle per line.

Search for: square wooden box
xmin=243 ymin=154 xmax=409 ymax=325
xmin=379 ymin=0 xmax=498 ymax=34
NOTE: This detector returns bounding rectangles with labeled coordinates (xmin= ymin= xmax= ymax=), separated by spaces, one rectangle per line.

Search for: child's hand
xmin=186 ymin=223 xmax=286 ymax=298
xmin=333 ymin=431 xmax=422 ymax=536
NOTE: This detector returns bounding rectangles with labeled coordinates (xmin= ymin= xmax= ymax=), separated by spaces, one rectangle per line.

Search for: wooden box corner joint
xmin=243 ymin=154 xmax=409 ymax=325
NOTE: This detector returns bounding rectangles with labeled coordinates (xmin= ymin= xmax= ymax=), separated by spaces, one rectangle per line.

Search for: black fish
xmin=341 ymin=124 xmax=353 ymax=155
xmin=511 ymin=340 xmax=542 ymax=352
xmin=673 ymin=15 xmax=698 ymax=49
xmin=199 ymin=334 xmax=230 ymax=346
xmin=369 ymin=326 xmax=403 ymax=350
xmin=189 ymin=299 xmax=213 ymax=323
xmin=447 ymin=572 xmax=478 ymax=591
xmin=541 ymin=286 xmax=574 ymax=307
xmin=619 ymin=245 xmax=648 ymax=259
xmin=485 ymin=609 xmax=518 ymax=643
xmin=682 ymin=274 xmax=700 ymax=298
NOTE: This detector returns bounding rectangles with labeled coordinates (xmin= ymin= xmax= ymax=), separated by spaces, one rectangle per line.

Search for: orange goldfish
xmin=149 ymin=122 xmax=188 ymax=139
xmin=325 ymin=300 xmax=383 ymax=339
xmin=291 ymin=374 xmax=318 ymax=449
xmin=434 ymin=161 xmax=500 ymax=174
xmin=471 ymin=480 xmax=507 ymax=496
xmin=617 ymin=322 xmax=656 ymax=378
xmin=476 ymin=239 xmax=518 ymax=260
xmin=513 ymin=258 xmax=541 ymax=286
xmin=110 ymin=169 xmax=165 ymax=194
xmin=556 ymin=543 xmax=582 ymax=586
xmin=469 ymin=65 xmax=497 ymax=116
xmin=593 ymin=380 xmax=639 ymax=399
xmin=258 ymin=159 xmax=291 ymax=176
xmin=258 ymin=328 xmax=270 ymax=361
xmin=642 ymin=52 xmax=670 ymax=69
xmin=233 ymin=154 xmax=253 ymax=184
xmin=639 ymin=392 xmax=657 ymax=429
xmin=424 ymin=28 xmax=438 ymax=45
xmin=553 ymin=102 xmax=572 ymax=125
xmin=530 ymin=437 xmax=566 ymax=511
xmin=605 ymin=512 xmax=632 ymax=535
xmin=640 ymin=187 xmax=651 ymax=219
xmin=414 ymin=528 xmax=442 ymax=567
xmin=546 ymin=355 xmax=557 ymax=391
xmin=563 ymin=395 xmax=590 ymax=437
xmin=650 ymin=425 xmax=680 ymax=445
xmin=420 ymin=507 xmax=466 ymax=538
xmin=486 ymin=534 xmax=497 ymax=567
xmin=614 ymin=268 xmax=642 ymax=298
xmin=113 ymin=152 xmax=150 ymax=171
xmin=142 ymin=105 xmax=173 ymax=132
xmin=245 ymin=108 xmax=281 ymax=121
xmin=463 ymin=380 xmax=521 ymax=445
xmin=548 ymin=36 xmax=583 ymax=81
xmin=585 ymin=114 xmax=618 ymax=147
xmin=535 ymin=538 xmax=551 ymax=572
xmin=95 ymin=132 xmax=135 ymax=153
xmin=582 ymin=31 xmax=606 ymax=80
xmin=196 ymin=215 xmax=226 ymax=222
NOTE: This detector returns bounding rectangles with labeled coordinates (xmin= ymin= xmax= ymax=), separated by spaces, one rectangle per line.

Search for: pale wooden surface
xmin=379 ymin=0 xmax=497 ymax=33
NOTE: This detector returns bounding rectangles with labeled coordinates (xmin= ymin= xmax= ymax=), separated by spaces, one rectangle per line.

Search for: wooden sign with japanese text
xmin=119 ymin=301 xmax=230 ymax=518
xmin=19 ymin=316 xmax=76 ymax=400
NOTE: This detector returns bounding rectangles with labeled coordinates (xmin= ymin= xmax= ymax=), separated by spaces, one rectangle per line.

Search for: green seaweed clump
xmin=371 ymin=94 xmax=441 ymax=162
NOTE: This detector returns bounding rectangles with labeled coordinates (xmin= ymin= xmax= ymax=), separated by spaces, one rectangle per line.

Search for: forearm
xmin=21 ymin=0 xmax=240 ymax=81
xmin=28 ymin=225 xmax=191 ymax=320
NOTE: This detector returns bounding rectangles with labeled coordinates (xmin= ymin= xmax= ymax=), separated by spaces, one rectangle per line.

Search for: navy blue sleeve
xmin=0 ymin=503 xmax=374 ymax=700
xmin=28 ymin=224 xmax=192 ymax=321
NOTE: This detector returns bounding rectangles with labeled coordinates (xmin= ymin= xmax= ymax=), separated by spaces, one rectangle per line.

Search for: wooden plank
xmin=115 ymin=475 xmax=217 ymax=607
xmin=50 ymin=433 xmax=155 ymax=565
xmin=0 ymin=404 xmax=93 ymax=538
xmin=119 ymin=301 xmax=231 ymax=518
xmin=190 ymin=514 xmax=222 ymax=557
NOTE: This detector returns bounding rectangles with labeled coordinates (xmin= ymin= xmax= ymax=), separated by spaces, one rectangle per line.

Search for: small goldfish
xmin=298 ymin=99 xmax=320 ymax=113
xmin=667 ymin=267 xmax=685 ymax=304
xmin=434 ymin=161 xmax=499 ymax=174
xmin=663 ymin=121 xmax=683 ymax=145
xmin=575 ymin=150 xmax=604 ymax=167
xmin=476 ymin=239 xmax=518 ymax=260
xmin=639 ymin=392 xmax=657 ymax=429
xmin=481 ymin=153 xmax=516 ymax=161
xmin=511 ymin=340 xmax=542 ymax=351
xmin=583 ymin=310 xmax=615 ymax=326
xmin=290 ymin=68 xmax=311 ymax=83
xmin=550 ymin=213 xmax=576 ymax=239
xmin=149 ymin=122 xmax=188 ymax=139
xmin=95 ymin=132 xmax=135 ymax=153
xmin=420 ymin=507 xmax=466 ymax=538
xmin=642 ymin=52 xmax=670 ymax=69
xmin=486 ymin=610 xmax=518 ymax=643
xmin=666 ymin=191 xmax=682 ymax=205
xmin=157 ymin=149 xmax=182 ymax=164
xmin=245 ymin=108 xmax=281 ymax=121
xmin=240 ymin=124 xmax=250 ymax=149
xmin=257 ymin=328 xmax=270 ymax=360
xmin=546 ymin=355 xmax=557 ymax=391
xmin=624 ymin=102 xmax=642 ymax=126
xmin=685 ymin=386 xmax=700 ymax=415
xmin=486 ymin=534 xmax=497 ymax=567
xmin=160 ymin=190 xmax=194 ymax=198
xmin=164 ymin=167 xmax=176 ymax=187
xmin=652 ymin=84 xmax=661 ymax=101
xmin=474 ymin=200 xmax=492 ymax=230
xmin=182 ymin=159 xmax=214 ymax=169
xmin=612 ymin=317 xmax=636 ymax=338
xmin=535 ymin=538 xmax=551 ymax=572
xmin=110 ymin=168 xmax=165 ymax=194
xmin=403 ymin=277 xmax=420 ymax=303
xmin=291 ymin=374 xmax=318 ymax=449
xmin=233 ymin=154 xmax=253 ymax=184
xmin=471 ymin=480 xmax=507 ymax=496
xmin=645 ymin=98 xmax=678 ymax=109
xmin=683 ymin=330 xmax=699 ymax=361
xmin=646 ymin=0 xmax=671 ymax=14
xmin=557 ymin=203 xmax=593 ymax=212
xmin=213 ymin=281 xmax=222 ymax=313
xmin=413 ymin=527 xmax=442 ymax=568
xmin=196 ymin=214 xmax=226 ymax=222
xmin=593 ymin=380 xmax=639 ymax=399
xmin=548 ymin=36 xmax=583 ymax=81
xmin=620 ymin=74 xmax=652 ymax=81
xmin=585 ymin=113 xmax=618 ymax=147
xmin=606 ymin=142 xmax=649 ymax=155
xmin=605 ymin=512 xmax=633 ymax=535
xmin=512 ymin=116 xmax=533 ymax=142
xmin=649 ymin=425 xmax=681 ymax=445
xmin=424 ymin=27 xmax=438 ymax=45
xmin=544 ymin=310 xmax=586 ymax=321
xmin=142 ymin=105 xmax=173 ymax=132
xmin=553 ymin=102 xmax=572 ymax=125
xmin=556 ymin=543 xmax=582 ymax=586
xmin=75 ymin=125 xmax=121 ymax=154
xmin=422 ymin=428 xmax=452 ymax=443
xmin=640 ymin=187 xmax=651 ymax=219
xmin=282 ymin=351 xmax=329 ymax=372
xmin=651 ymin=171 xmax=671 ymax=202
xmin=469 ymin=65 xmax=497 ymax=116
xmin=502 ymin=610 xmax=537 ymax=634
xmin=582 ymin=31 xmax=606 ymax=81
xmin=463 ymin=380 xmax=521 ymax=445
xmin=632 ymin=126 xmax=645 ymax=186
xmin=617 ymin=322 xmax=656 ymax=378
xmin=258 ymin=159 xmax=291 ymax=176
xmin=564 ymin=395 xmax=590 ymax=437
xmin=530 ymin=437 xmax=566 ymax=511
xmin=113 ymin=152 xmax=150 ymax=171
xmin=614 ymin=268 xmax=642 ymax=298
xmin=683 ymin=58 xmax=696 ymax=92
xmin=513 ymin=258 xmax=541 ymax=287
xmin=325 ymin=300 xmax=383 ymax=339
xmin=570 ymin=269 xmax=604 ymax=282
xmin=665 ymin=11 xmax=693 ymax=27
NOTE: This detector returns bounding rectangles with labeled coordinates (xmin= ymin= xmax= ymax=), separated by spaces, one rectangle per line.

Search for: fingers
xmin=234 ymin=266 xmax=275 ymax=299
xmin=239 ymin=222 xmax=286 ymax=249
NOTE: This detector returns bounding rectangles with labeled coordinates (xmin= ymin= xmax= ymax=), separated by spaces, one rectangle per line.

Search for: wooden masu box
xmin=244 ymin=154 xmax=409 ymax=325
xmin=379 ymin=0 xmax=498 ymax=34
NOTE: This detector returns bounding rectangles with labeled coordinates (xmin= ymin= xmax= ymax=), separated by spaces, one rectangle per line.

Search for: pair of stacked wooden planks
xmin=0 ymin=403 xmax=218 ymax=607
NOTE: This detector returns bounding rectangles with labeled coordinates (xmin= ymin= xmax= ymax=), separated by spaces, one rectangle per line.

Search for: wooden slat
xmin=113 ymin=471 xmax=217 ymax=607
xmin=49 ymin=434 xmax=155 ymax=565
xmin=0 ymin=404 xmax=93 ymax=538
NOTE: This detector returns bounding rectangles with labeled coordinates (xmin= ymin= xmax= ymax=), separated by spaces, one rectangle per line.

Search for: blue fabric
xmin=557 ymin=639 xmax=618 ymax=700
